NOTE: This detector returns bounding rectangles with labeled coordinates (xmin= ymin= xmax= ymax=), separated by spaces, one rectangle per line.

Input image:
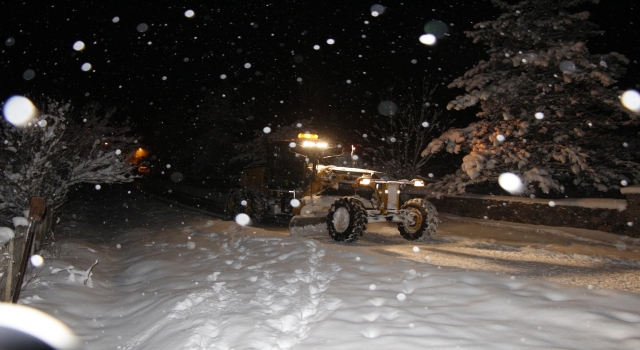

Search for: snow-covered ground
xmin=16 ymin=188 xmax=640 ymax=349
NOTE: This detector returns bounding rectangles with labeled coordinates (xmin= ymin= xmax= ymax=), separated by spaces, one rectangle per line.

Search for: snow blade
xmin=288 ymin=216 xmax=328 ymax=236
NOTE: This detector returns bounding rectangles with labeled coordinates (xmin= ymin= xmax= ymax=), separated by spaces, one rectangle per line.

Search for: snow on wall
xmin=620 ymin=185 xmax=640 ymax=195
xmin=428 ymin=192 xmax=640 ymax=237
xmin=454 ymin=194 xmax=627 ymax=211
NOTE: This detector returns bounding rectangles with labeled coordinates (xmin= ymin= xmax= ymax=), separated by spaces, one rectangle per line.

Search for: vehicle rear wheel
xmin=398 ymin=198 xmax=438 ymax=241
xmin=327 ymin=198 xmax=367 ymax=243
xmin=225 ymin=189 xmax=269 ymax=223
xmin=246 ymin=190 xmax=268 ymax=223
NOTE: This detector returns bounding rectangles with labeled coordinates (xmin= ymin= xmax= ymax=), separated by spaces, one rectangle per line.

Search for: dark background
xmin=1 ymin=0 xmax=638 ymax=149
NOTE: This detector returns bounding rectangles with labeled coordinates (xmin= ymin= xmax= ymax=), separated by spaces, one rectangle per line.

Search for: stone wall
xmin=428 ymin=185 xmax=640 ymax=237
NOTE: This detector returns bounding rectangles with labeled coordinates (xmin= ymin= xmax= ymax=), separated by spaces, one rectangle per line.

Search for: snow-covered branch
xmin=0 ymin=98 xmax=137 ymax=225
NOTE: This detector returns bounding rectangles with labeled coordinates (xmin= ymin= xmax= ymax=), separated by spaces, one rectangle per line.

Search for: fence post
xmin=4 ymin=239 xmax=14 ymax=302
xmin=11 ymin=197 xmax=46 ymax=303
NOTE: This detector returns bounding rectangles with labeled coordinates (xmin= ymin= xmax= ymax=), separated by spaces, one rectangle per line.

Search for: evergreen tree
xmin=423 ymin=0 xmax=639 ymax=196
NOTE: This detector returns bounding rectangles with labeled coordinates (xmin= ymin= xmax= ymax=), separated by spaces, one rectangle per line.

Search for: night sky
xmin=1 ymin=1 xmax=638 ymax=139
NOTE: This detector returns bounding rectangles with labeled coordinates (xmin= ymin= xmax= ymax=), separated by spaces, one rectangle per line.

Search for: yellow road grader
xmin=225 ymin=133 xmax=438 ymax=243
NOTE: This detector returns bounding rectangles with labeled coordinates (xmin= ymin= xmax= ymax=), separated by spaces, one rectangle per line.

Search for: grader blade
xmin=288 ymin=215 xmax=329 ymax=236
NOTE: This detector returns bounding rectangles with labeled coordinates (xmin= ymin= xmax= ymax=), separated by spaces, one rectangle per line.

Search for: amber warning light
xmin=298 ymin=133 xmax=319 ymax=140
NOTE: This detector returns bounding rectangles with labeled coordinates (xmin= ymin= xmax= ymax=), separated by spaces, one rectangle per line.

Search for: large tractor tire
xmin=326 ymin=198 xmax=367 ymax=243
xmin=225 ymin=189 xmax=269 ymax=223
xmin=246 ymin=190 xmax=269 ymax=223
xmin=398 ymin=198 xmax=439 ymax=241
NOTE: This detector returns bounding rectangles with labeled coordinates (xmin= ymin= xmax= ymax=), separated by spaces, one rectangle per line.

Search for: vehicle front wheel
xmin=398 ymin=198 xmax=439 ymax=241
xmin=327 ymin=198 xmax=367 ymax=243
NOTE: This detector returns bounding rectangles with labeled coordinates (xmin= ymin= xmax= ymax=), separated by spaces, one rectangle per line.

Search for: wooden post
xmin=4 ymin=239 xmax=14 ymax=302
xmin=11 ymin=197 xmax=46 ymax=303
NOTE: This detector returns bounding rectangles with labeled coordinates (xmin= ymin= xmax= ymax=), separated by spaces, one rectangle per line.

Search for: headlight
xmin=302 ymin=140 xmax=328 ymax=148
xmin=413 ymin=179 xmax=425 ymax=187
xmin=359 ymin=178 xmax=371 ymax=185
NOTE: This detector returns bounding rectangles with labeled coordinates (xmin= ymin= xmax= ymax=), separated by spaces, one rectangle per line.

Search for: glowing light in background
xmin=559 ymin=60 xmax=576 ymax=73
xmin=137 ymin=23 xmax=149 ymax=33
xmin=419 ymin=34 xmax=437 ymax=46
xmin=370 ymin=4 xmax=386 ymax=16
xmin=23 ymin=69 xmax=36 ymax=80
xmin=171 ymin=172 xmax=184 ymax=183
xmin=30 ymin=254 xmax=44 ymax=267
xmin=73 ymin=41 xmax=85 ymax=51
xmin=535 ymin=112 xmax=545 ymax=120
xmin=313 ymin=45 xmax=320 ymax=50
xmin=3 ymin=95 xmax=37 ymax=126
xmin=377 ymin=100 xmax=398 ymax=116
xmin=0 ymin=303 xmax=80 ymax=350
xmin=95 ymin=185 xmax=101 ymax=190
xmin=290 ymin=199 xmax=301 ymax=208
xmin=5 ymin=37 xmax=15 ymax=46
xmin=220 ymin=74 xmax=227 ymax=79
xmin=621 ymin=90 xmax=640 ymax=112
xmin=112 ymin=16 xmax=120 ymax=23
xmin=81 ymin=63 xmax=92 ymax=71
xmin=423 ymin=20 xmax=449 ymax=38
xmin=263 ymin=126 xmax=271 ymax=134
xmin=496 ymin=134 xmax=505 ymax=142
xmin=185 ymin=10 xmax=195 ymax=18
xmin=235 ymin=213 xmax=251 ymax=226
xmin=327 ymin=38 xmax=335 ymax=45
xmin=498 ymin=172 xmax=524 ymax=194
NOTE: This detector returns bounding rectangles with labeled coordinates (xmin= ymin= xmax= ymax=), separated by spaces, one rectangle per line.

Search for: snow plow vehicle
xmin=225 ymin=133 xmax=439 ymax=243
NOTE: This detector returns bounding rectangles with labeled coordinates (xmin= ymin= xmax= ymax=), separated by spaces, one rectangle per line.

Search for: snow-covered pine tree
xmin=0 ymin=99 xmax=137 ymax=225
xmin=358 ymin=80 xmax=451 ymax=180
xmin=422 ymin=0 xmax=639 ymax=197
